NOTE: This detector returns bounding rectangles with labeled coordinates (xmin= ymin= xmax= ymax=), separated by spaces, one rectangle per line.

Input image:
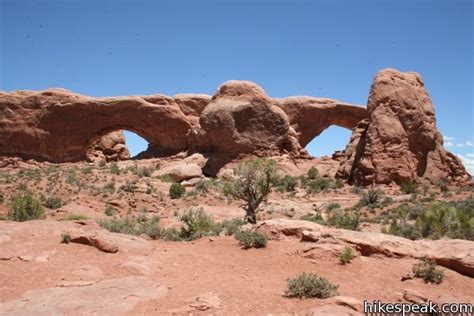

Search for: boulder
xmin=155 ymin=162 xmax=202 ymax=181
xmin=69 ymin=233 xmax=119 ymax=253
xmin=85 ymin=130 xmax=130 ymax=162
xmin=403 ymin=289 xmax=427 ymax=304
xmin=198 ymin=81 xmax=301 ymax=157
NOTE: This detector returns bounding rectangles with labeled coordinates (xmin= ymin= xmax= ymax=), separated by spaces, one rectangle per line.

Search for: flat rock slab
xmin=0 ymin=276 xmax=167 ymax=315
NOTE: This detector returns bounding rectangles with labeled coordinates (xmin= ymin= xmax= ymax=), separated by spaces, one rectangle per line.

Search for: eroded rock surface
xmin=258 ymin=219 xmax=474 ymax=277
xmin=337 ymin=69 xmax=470 ymax=184
xmin=86 ymin=130 xmax=130 ymax=162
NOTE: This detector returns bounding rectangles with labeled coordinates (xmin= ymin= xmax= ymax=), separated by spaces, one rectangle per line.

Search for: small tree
xmin=223 ymin=158 xmax=276 ymax=224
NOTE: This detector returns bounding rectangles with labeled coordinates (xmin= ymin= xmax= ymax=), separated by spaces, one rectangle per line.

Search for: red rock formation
xmin=198 ymin=81 xmax=301 ymax=157
xmin=0 ymin=71 xmax=469 ymax=184
xmin=274 ymin=97 xmax=368 ymax=148
xmin=337 ymin=69 xmax=470 ymax=184
xmin=86 ymin=131 xmax=130 ymax=162
xmin=0 ymin=89 xmax=191 ymax=162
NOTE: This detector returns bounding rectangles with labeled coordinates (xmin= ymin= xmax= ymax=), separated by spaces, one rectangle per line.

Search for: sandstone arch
xmin=0 ymin=89 xmax=192 ymax=162
xmin=274 ymin=97 xmax=369 ymax=148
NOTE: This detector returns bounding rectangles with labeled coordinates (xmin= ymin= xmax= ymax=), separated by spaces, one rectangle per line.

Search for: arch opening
xmin=304 ymin=125 xmax=352 ymax=158
xmin=85 ymin=127 xmax=152 ymax=162
xmin=123 ymin=131 xmax=149 ymax=158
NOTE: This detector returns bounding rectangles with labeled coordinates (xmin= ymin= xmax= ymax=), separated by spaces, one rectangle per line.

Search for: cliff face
xmin=0 ymin=68 xmax=470 ymax=184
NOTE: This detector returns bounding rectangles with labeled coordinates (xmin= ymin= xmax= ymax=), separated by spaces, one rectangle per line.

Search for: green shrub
xmin=412 ymin=259 xmax=444 ymax=284
xmin=307 ymin=166 xmax=319 ymax=180
xmin=99 ymin=215 xmax=155 ymax=236
xmin=381 ymin=196 xmax=394 ymax=207
xmin=169 ymin=182 xmax=185 ymax=199
xmin=383 ymin=198 xmax=473 ymax=241
xmin=400 ymin=182 xmax=418 ymax=194
xmin=285 ymin=273 xmax=339 ymax=299
xmin=306 ymin=177 xmax=331 ymax=194
xmin=359 ymin=187 xmax=384 ymax=208
xmin=179 ymin=208 xmax=222 ymax=240
xmin=235 ymin=230 xmax=267 ymax=249
xmin=61 ymin=232 xmax=71 ymax=244
xmin=340 ymin=246 xmax=354 ymax=265
xmin=65 ymin=213 xmax=87 ymax=221
xmin=327 ymin=212 xmax=359 ymax=230
xmin=276 ymin=175 xmax=298 ymax=193
xmin=44 ymin=196 xmax=62 ymax=209
xmin=104 ymin=205 xmax=116 ymax=216
xmin=81 ymin=166 xmax=93 ymax=174
xmin=8 ymin=191 xmax=45 ymax=221
xmin=137 ymin=167 xmax=152 ymax=177
xmin=221 ymin=218 xmax=245 ymax=236
xmin=194 ymin=179 xmax=214 ymax=193
xmin=102 ymin=182 xmax=116 ymax=194
xmin=120 ymin=181 xmax=137 ymax=193
xmin=109 ymin=162 xmax=120 ymax=174
xmin=300 ymin=212 xmax=324 ymax=224
xmin=387 ymin=221 xmax=422 ymax=240
xmin=326 ymin=203 xmax=341 ymax=212
xmin=334 ymin=179 xmax=344 ymax=189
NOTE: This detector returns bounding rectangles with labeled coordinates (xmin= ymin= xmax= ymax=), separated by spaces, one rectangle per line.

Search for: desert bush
xmin=104 ymin=205 xmax=116 ymax=216
xmin=179 ymin=208 xmax=222 ymax=240
xmin=307 ymin=166 xmax=319 ymax=180
xmin=44 ymin=196 xmax=62 ymax=209
xmin=169 ymin=182 xmax=185 ymax=199
xmin=120 ymin=181 xmax=137 ymax=193
xmin=8 ymin=191 xmax=45 ymax=221
xmin=412 ymin=259 xmax=444 ymax=284
xmin=326 ymin=203 xmax=341 ymax=212
xmin=235 ymin=230 xmax=267 ymax=249
xmin=223 ymin=158 xmax=277 ymax=224
xmin=0 ymin=192 xmax=4 ymax=204
xmin=81 ymin=166 xmax=93 ymax=174
xmin=300 ymin=212 xmax=324 ymax=224
xmin=276 ymin=175 xmax=298 ymax=193
xmin=416 ymin=200 xmax=473 ymax=240
xmin=285 ymin=273 xmax=339 ymax=299
xmin=327 ymin=212 xmax=359 ymax=230
xmin=340 ymin=246 xmax=354 ymax=265
xmin=400 ymin=182 xmax=418 ymax=194
xmin=99 ymin=215 xmax=157 ymax=236
xmin=334 ymin=179 xmax=344 ymax=189
xmin=109 ymin=162 xmax=120 ymax=175
xmin=221 ymin=218 xmax=245 ymax=236
xmin=61 ymin=232 xmax=71 ymax=244
xmin=65 ymin=213 xmax=87 ymax=221
xmin=383 ymin=198 xmax=473 ymax=241
xmin=102 ymin=181 xmax=116 ymax=194
xmin=306 ymin=177 xmax=331 ymax=194
xmin=381 ymin=196 xmax=394 ymax=207
xmin=359 ymin=187 xmax=384 ymax=208
xmin=387 ymin=221 xmax=422 ymax=240
xmin=137 ymin=167 xmax=153 ymax=177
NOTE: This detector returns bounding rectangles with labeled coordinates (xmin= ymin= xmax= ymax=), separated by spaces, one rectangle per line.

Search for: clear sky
xmin=1 ymin=0 xmax=473 ymax=173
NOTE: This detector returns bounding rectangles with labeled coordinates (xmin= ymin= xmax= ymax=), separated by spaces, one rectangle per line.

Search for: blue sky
xmin=1 ymin=0 xmax=473 ymax=173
